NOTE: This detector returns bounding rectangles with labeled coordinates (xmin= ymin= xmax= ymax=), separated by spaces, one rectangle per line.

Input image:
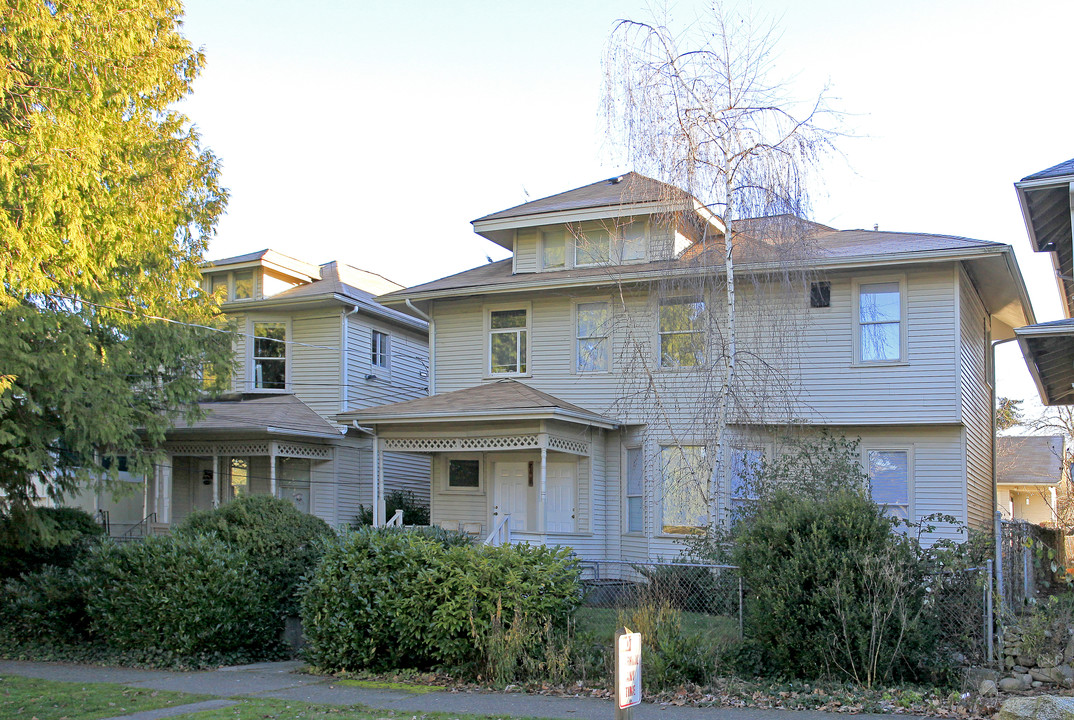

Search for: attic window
xmin=810 ymin=281 xmax=831 ymax=308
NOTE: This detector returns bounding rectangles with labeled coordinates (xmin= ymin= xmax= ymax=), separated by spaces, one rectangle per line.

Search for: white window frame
xmin=574 ymin=300 xmax=611 ymax=374
xmin=863 ymin=446 xmax=913 ymax=520
xmin=853 ymin=275 xmax=907 ymax=365
xmin=443 ymin=455 xmax=483 ymax=494
xmin=485 ymin=302 xmax=531 ymax=377
xmin=205 ymin=269 xmax=259 ymax=303
xmin=570 ymin=220 xmax=648 ymax=268
xmin=539 ymin=228 xmax=567 ymax=271
xmin=657 ymin=296 xmax=707 ymax=369
xmin=624 ymin=446 xmax=644 ymax=534
xmin=371 ymin=329 xmax=391 ymax=373
xmin=658 ymin=443 xmax=710 ymax=536
xmin=728 ymin=444 xmax=765 ymax=514
xmin=248 ymin=318 xmax=290 ymax=392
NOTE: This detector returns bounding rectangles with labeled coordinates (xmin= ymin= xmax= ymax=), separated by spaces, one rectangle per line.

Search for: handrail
xmin=118 ymin=512 xmax=157 ymax=541
xmin=385 ymin=509 xmax=404 ymax=527
xmin=94 ymin=509 xmax=110 ymax=536
xmin=483 ymin=514 xmax=511 ymax=546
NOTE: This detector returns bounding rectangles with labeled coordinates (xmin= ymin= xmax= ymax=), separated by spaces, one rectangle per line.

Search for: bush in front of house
xmin=0 ymin=506 xmax=106 ymax=579
xmin=175 ymin=494 xmax=334 ymax=618
xmin=301 ymin=527 xmax=582 ymax=674
xmin=354 ymin=489 xmax=430 ymax=526
xmin=84 ymin=534 xmax=277 ymax=656
xmin=0 ymin=564 xmax=92 ymax=644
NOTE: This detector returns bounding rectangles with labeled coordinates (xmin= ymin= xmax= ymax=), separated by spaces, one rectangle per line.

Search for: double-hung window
xmin=252 ymin=321 xmax=287 ymax=390
xmin=489 ymin=307 xmax=528 ymax=375
xmin=729 ymin=447 xmax=763 ymax=513
xmin=659 ymin=298 xmax=706 ymax=368
xmin=541 ymin=229 xmax=566 ymax=270
xmin=574 ymin=226 xmax=612 ymax=266
xmin=371 ymin=330 xmax=390 ymax=370
xmin=625 ymin=447 xmax=643 ymax=533
xmin=660 ymin=444 xmax=709 ymax=534
xmin=576 ymin=302 xmax=610 ymax=372
xmin=571 ymin=222 xmax=647 ymax=266
xmin=858 ymin=280 xmax=903 ymax=362
xmin=867 ymin=449 xmax=910 ymax=519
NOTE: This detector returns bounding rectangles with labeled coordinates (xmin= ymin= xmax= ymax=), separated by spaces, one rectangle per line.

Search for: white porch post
xmin=538 ymin=432 xmax=548 ymax=534
xmin=269 ymin=442 xmax=277 ymax=498
xmin=212 ymin=454 xmax=220 ymax=508
xmin=373 ymin=435 xmax=385 ymax=527
xmin=159 ymin=461 xmax=172 ymax=524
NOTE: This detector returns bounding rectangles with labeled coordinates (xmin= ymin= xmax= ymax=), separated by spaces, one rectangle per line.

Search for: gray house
xmin=340 ymin=173 xmax=1035 ymax=559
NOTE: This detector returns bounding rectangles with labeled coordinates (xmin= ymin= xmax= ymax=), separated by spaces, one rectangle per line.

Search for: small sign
xmin=617 ymin=631 xmax=641 ymax=710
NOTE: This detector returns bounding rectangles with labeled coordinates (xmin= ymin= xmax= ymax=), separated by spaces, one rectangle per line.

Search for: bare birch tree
xmin=601 ymin=2 xmax=841 ymax=529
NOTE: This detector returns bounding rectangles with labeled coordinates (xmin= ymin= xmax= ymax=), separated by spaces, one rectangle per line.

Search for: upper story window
xmin=372 ymin=330 xmax=390 ymax=370
xmin=570 ymin=220 xmax=648 ymax=267
xmin=252 ymin=321 xmax=287 ymax=390
xmin=206 ymin=270 xmax=258 ymax=303
xmin=489 ymin=307 xmax=528 ymax=375
xmin=857 ymin=279 xmax=904 ymax=363
xmin=867 ymin=449 xmax=910 ymax=519
xmin=660 ymin=444 xmax=709 ymax=535
xmin=659 ymin=298 xmax=706 ymax=368
xmin=576 ymin=302 xmax=610 ymax=373
xmin=574 ymin=226 xmax=612 ymax=266
xmin=540 ymin=229 xmax=566 ymax=270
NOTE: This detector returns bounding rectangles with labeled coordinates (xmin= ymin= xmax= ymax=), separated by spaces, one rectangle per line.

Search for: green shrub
xmin=0 ymin=565 xmax=91 ymax=643
xmin=355 ymin=489 xmax=430 ymax=526
xmin=85 ymin=534 xmax=276 ymax=656
xmin=175 ymin=495 xmax=333 ymax=618
xmin=618 ymin=602 xmax=718 ymax=690
xmin=0 ymin=507 xmax=106 ymax=579
xmin=733 ymin=489 xmax=928 ymax=686
xmin=301 ymin=527 xmax=582 ymax=675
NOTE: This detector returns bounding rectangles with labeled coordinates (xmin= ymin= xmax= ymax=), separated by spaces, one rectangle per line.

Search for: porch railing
xmin=115 ymin=512 xmax=157 ymax=543
xmin=385 ymin=509 xmax=404 ymax=527
xmin=483 ymin=514 xmax=511 ymax=546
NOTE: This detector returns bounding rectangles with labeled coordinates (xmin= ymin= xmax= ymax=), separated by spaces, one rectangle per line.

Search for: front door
xmin=546 ymin=462 xmax=575 ymax=533
xmin=191 ymin=458 xmax=214 ymax=511
xmin=493 ymin=461 xmax=528 ymax=532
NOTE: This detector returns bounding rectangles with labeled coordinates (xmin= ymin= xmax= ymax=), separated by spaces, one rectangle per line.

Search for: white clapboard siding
xmin=310 ymin=455 xmax=338 ymax=526
xmin=290 ymin=311 xmax=343 ymax=419
xmin=346 ymin=316 xmax=429 ymax=412
xmin=335 ymin=445 xmax=370 ymax=527
xmin=515 ymin=229 xmax=538 ymax=273
xmin=383 ymin=451 xmax=431 ymax=503
xmin=430 ymin=456 xmax=488 ymax=536
xmin=958 ymin=265 xmax=993 ymax=530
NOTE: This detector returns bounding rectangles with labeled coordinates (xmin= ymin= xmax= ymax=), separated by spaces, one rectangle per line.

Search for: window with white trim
xmin=447 ymin=458 xmax=481 ymax=489
xmin=206 ymin=270 xmax=257 ymax=302
xmin=540 ymin=229 xmax=566 ymax=270
xmin=576 ymin=302 xmax=610 ymax=373
xmin=252 ymin=321 xmax=287 ymax=390
xmin=729 ymin=446 xmax=763 ymax=512
xmin=371 ymin=330 xmax=390 ymax=370
xmin=574 ymin=226 xmax=612 ymax=266
xmin=570 ymin=221 xmax=647 ymax=267
xmin=625 ymin=447 xmax=643 ymax=533
xmin=868 ymin=449 xmax=910 ymax=519
xmin=489 ymin=307 xmax=528 ymax=375
xmin=858 ymin=281 xmax=902 ymax=362
xmin=234 ymin=270 xmax=254 ymax=300
xmin=659 ymin=298 xmax=706 ymax=368
xmin=660 ymin=445 xmax=709 ymax=534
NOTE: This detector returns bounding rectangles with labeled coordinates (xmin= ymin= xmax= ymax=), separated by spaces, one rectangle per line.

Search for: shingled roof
xmin=473 ymin=172 xmax=688 ymax=223
xmin=338 ymin=379 xmax=616 ymax=428
xmin=170 ymin=394 xmax=343 ymax=438
xmin=1022 ymin=158 xmax=1074 ymax=182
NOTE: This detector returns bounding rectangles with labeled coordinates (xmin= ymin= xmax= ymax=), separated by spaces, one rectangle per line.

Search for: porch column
xmin=269 ymin=442 xmax=277 ymax=498
xmin=538 ymin=432 xmax=548 ymax=534
xmin=212 ymin=454 xmax=220 ymax=508
xmin=158 ymin=461 xmax=172 ymax=524
xmin=373 ymin=435 xmax=385 ymax=526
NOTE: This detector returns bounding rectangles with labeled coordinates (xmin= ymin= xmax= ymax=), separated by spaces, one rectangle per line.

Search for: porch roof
xmin=336 ymin=379 xmax=618 ymax=430
xmin=170 ymin=394 xmax=344 ymax=439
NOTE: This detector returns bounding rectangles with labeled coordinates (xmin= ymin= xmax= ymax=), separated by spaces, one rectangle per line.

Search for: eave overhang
xmin=336 ymin=406 xmax=618 ymax=431
xmin=1016 ymin=321 xmax=1074 ymax=406
xmin=1015 ymin=176 xmax=1073 ymax=318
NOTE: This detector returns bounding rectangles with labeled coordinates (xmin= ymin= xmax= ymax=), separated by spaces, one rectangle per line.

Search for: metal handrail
xmin=483 ymin=514 xmax=511 ymax=546
xmin=117 ymin=512 xmax=157 ymax=542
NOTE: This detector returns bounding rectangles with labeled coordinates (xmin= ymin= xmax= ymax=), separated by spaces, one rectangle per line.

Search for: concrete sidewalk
xmin=0 ymin=659 xmax=928 ymax=720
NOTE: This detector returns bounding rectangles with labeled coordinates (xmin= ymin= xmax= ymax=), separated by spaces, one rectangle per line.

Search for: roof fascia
xmin=222 ymin=293 xmax=427 ymax=331
xmin=203 ymin=257 xmax=318 ymax=283
xmin=167 ymin=426 xmax=343 ymax=440
xmin=337 ymin=407 xmax=618 ymax=430
xmin=1016 ymin=335 xmax=1055 ymax=406
xmin=381 ymin=245 xmax=1019 ymax=305
xmin=1014 ymin=181 xmax=1072 ymax=317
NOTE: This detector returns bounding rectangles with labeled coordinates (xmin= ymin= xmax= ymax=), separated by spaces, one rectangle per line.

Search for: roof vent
xmin=873 ymin=224 xmax=879 ymax=231
xmin=610 ymin=176 xmax=624 ymax=184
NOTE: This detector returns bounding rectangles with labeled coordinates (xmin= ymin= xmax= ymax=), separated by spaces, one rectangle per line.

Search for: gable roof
xmin=336 ymin=379 xmax=616 ymax=429
xmin=1022 ymin=158 xmax=1074 ymax=183
xmin=170 ymin=394 xmax=344 ymax=439
xmin=997 ymin=435 xmax=1065 ymax=485
xmin=474 ymin=172 xmax=688 ymax=223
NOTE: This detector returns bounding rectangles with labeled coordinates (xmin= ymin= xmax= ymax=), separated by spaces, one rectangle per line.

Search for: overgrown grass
xmin=574 ymin=606 xmax=738 ymax=643
xmin=168 ymin=697 xmax=550 ymax=719
xmin=0 ymin=674 xmax=208 ymax=720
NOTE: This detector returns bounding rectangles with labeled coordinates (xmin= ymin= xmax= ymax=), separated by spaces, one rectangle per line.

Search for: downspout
xmin=405 ymin=299 xmax=435 ymax=395
xmin=351 ymin=421 xmax=381 ymax=526
xmin=991 ymin=337 xmax=1017 ymax=522
xmin=342 ymin=305 xmax=361 ymax=412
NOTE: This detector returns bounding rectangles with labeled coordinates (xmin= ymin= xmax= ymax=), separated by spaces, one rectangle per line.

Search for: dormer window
xmin=570 ymin=221 xmax=648 ymax=267
xmin=540 ymin=229 xmax=565 ymax=270
xmin=574 ymin=226 xmax=612 ymax=266
xmin=234 ymin=270 xmax=253 ymax=300
xmin=206 ymin=270 xmax=258 ymax=302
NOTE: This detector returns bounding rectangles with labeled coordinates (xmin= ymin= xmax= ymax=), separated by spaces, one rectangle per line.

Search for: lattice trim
xmin=168 ymin=442 xmax=271 ymax=456
xmin=384 ymin=435 xmax=539 ymax=452
xmin=548 ymin=436 xmax=589 ymax=455
xmin=276 ymin=443 xmax=331 ymax=459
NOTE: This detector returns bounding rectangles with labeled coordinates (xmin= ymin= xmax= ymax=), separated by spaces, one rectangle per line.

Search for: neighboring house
xmin=997 ymin=435 xmax=1065 ymax=525
xmin=71 ymin=249 xmax=430 ymax=533
xmin=338 ymin=173 xmax=1035 ymax=560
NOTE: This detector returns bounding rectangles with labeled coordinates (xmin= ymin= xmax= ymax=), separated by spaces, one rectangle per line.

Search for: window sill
xmin=441 ymin=487 xmax=484 ymax=495
xmin=245 ymin=387 xmax=293 ymax=394
xmin=484 ymin=373 xmax=532 ymax=380
xmin=850 ymin=360 xmax=909 ymax=368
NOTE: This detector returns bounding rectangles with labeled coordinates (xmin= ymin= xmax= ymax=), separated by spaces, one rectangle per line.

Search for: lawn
xmin=573 ymin=605 xmax=738 ymax=643
xmin=0 ymin=674 xmax=209 ymax=720
xmin=169 ymin=697 xmax=548 ymax=719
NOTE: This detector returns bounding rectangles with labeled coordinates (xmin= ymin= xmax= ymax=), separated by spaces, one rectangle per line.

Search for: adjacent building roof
xmin=336 ymin=379 xmax=617 ymax=429
xmin=997 ymin=435 xmax=1065 ymax=485
xmin=1015 ymin=161 xmax=1073 ymax=316
xmin=170 ymin=394 xmax=344 ymax=439
xmin=1022 ymin=158 xmax=1074 ymax=183
xmin=1016 ymin=319 xmax=1074 ymax=405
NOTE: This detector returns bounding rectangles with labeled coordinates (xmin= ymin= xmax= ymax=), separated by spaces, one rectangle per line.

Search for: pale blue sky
xmin=177 ymin=0 xmax=1074 ymax=410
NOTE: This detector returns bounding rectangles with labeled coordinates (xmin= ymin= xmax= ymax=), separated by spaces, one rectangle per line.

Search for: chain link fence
xmin=924 ymin=564 xmax=994 ymax=666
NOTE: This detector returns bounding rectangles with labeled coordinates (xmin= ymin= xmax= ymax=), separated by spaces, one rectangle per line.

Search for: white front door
xmin=546 ymin=462 xmax=575 ymax=533
xmin=493 ymin=461 xmax=528 ymax=532
xmin=192 ymin=458 xmax=215 ymax=511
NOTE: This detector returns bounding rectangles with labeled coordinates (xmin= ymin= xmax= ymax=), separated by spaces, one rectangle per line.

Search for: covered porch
xmin=339 ymin=380 xmax=619 ymax=554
